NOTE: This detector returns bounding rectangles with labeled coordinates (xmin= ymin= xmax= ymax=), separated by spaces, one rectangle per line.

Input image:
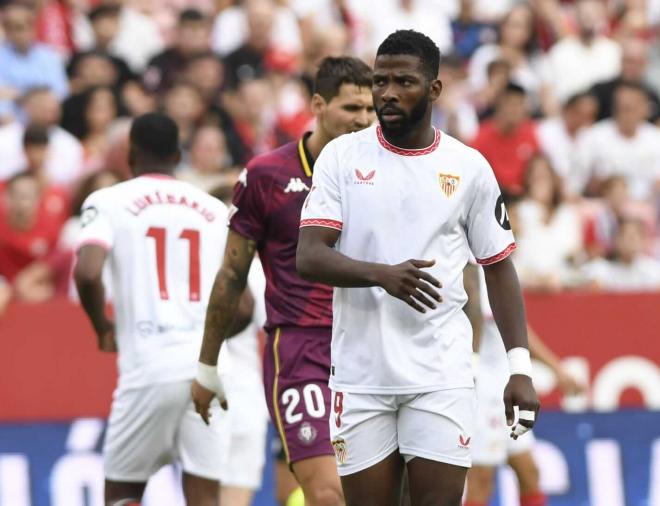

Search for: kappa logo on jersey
xmin=438 ymin=173 xmax=460 ymax=197
xmin=494 ymin=195 xmax=511 ymax=230
xmin=332 ymin=437 xmax=348 ymax=465
xmin=298 ymin=421 xmax=318 ymax=445
xmin=458 ymin=434 xmax=471 ymax=449
xmin=284 ymin=177 xmax=311 ymax=193
xmin=80 ymin=206 xmax=98 ymax=227
xmin=354 ymin=169 xmax=376 ymax=185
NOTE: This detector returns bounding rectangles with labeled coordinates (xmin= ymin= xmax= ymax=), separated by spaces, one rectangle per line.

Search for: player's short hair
xmin=376 ymin=30 xmax=440 ymax=82
xmin=129 ymin=113 xmax=179 ymax=161
xmin=22 ymin=124 xmax=49 ymax=146
xmin=313 ymin=56 xmax=372 ymax=102
xmin=179 ymin=8 xmax=206 ymax=24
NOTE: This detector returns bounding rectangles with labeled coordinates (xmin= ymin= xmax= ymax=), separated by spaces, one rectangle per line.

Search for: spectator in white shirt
xmin=541 ymin=0 xmax=621 ymax=107
xmin=581 ymin=217 xmax=660 ymax=291
xmin=0 ymin=88 xmax=83 ymax=186
xmin=515 ymin=154 xmax=583 ymax=292
xmin=536 ymin=91 xmax=598 ymax=193
xmin=575 ymin=81 xmax=660 ymax=200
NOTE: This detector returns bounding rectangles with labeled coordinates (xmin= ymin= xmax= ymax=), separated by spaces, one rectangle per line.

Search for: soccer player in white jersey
xmin=296 ymin=30 xmax=540 ymax=505
xmin=74 ymin=113 xmax=253 ymax=506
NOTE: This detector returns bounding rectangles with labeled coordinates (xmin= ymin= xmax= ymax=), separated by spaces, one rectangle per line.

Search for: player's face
xmin=317 ymin=83 xmax=375 ymax=139
xmin=372 ymin=54 xmax=440 ymax=137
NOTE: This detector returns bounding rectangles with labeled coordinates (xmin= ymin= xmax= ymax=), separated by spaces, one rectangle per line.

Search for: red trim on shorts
xmin=300 ymin=218 xmax=343 ymax=231
xmin=476 ymin=243 xmax=516 ymax=265
xmin=376 ymin=125 xmax=441 ymax=156
xmin=77 ymin=239 xmax=111 ymax=251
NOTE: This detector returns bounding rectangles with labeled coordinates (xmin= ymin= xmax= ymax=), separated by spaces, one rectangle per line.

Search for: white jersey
xmin=77 ymin=174 xmax=229 ymax=391
xmin=301 ymin=124 xmax=515 ymax=394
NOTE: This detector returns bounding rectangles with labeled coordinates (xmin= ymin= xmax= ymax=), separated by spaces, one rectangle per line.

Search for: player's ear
xmin=174 ymin=148 xmax=182 ymax=165
xmin=430 ymin=79 xmax=442 ymax=102
xmin=311 ymin=93 xmax=327 ymax=116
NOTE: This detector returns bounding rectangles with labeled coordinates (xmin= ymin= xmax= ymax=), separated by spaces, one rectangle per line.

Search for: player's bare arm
xmin=297 ymin=225 xmax=442 ymax=313
xmin=74 ymin=244 xmax=116 ymax=352
xmin=192 ymin=229 xmax=256 ymax=424
xmin=483 ymin=256 xmax=540 ymax=438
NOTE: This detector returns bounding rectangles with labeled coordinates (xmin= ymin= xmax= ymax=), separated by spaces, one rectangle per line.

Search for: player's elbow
xmin=73 ymin=260 xmax=101 ymax=287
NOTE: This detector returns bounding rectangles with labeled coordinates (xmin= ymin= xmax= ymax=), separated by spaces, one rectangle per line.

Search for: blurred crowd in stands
xmin=1 ymin=0 xmax=660 ymax=317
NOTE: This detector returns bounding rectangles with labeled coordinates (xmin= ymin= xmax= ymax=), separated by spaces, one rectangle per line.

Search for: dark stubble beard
xmin=377 ymin=91 xmax=430 ymax=139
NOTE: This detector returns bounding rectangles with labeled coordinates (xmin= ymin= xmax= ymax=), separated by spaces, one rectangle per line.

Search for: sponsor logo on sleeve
xmin=494 ymin=195 xmax=511 ymax=230
xmin=80 ymin=206 xmax=98 ymax=227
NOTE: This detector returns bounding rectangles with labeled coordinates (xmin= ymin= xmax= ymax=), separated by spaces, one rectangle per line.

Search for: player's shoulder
xmin=319 ymin=124 xmax=379 ymax=162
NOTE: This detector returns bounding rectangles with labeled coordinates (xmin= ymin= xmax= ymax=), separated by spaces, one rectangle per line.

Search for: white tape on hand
xmin=511 ymin=423 xmax=531 ymax=438
xmin=510 ymin=409 xmax=536 ymax=439
xmin=519 ymin=409 xmax=536 ymax=422
xmin=196 ymin=362 xmax=227 ymax=405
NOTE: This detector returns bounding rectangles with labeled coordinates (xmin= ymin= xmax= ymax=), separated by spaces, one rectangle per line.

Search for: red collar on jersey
xmin=376 ymin=125 xmax=441 ymax=156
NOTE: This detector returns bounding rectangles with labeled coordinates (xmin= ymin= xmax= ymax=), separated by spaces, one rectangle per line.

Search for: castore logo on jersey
xmin=354 ymin=169 xmax=376 ymax=185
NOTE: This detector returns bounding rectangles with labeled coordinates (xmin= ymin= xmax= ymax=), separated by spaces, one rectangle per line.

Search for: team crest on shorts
xmin=332 ymin=437 xmax=348 ymax=465
xmin=438 ymin=173 xmax=460 ymax=197
xmin=298 ymin=422 xmax=318 ymax=445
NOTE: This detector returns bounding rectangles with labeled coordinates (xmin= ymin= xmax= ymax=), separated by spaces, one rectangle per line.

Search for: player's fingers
xmin=220 ymin=399 xmax=228 ymax=410
xmin=414 ymin=268 xmax=442 ymax=288
xmin=415 ymin=279 xmax=442 ymax=302
xmin=410 ymin=259 xmax=436 ymax=269
xmin=404 ymin=294 xmax=426 ymax=313
xmin=504 ymin=395 xmax=514 ymax=426
xmin=411 ymin=287 xmax=437 ymax=309
xmin=196 ymin=402 xmax=210 ymax=426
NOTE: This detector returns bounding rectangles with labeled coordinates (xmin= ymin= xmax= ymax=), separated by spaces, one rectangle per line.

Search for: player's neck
xmin=134 ymin=166 xmax=174 ymax=178
xmin=306 ymin=129 xmax=329 ymax=161
xmin=381 ymin=122 xmax=435 ymax=150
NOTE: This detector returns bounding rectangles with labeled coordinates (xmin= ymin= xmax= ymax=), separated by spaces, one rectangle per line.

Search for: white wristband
xmin=507 ymin=347 xmax=533 ymax=377
xmin=196 ymin=362 xmax=219 ymax=391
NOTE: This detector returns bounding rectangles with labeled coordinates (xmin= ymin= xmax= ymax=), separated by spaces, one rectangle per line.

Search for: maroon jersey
xmin=230 ymin=134 xmax=333 ymax=330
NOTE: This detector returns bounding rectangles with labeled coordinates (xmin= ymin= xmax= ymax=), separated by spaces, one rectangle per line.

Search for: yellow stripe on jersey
xmin=272 ymin=327 xmax=291 ymax=463
xmin=298 ymin=138 xmax=313 ymax=178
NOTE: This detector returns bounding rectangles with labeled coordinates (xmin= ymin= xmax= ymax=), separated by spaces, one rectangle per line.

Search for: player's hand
xmin=96 ymin=320 xmax=116 ymax=352
xmin=503 ymin=374 xmax=540 ymax=440
xmin=377 ymin=259 xmax=442 ymax=313
xmin=192 ymin=363 xmax=228 ymax=425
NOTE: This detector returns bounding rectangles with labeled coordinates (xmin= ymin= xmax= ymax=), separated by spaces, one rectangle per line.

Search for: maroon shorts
xmin=263 ymin=326 xmax=334 ymax=465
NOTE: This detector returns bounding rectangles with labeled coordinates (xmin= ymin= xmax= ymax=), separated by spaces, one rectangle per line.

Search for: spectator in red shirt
xmin=0 ymin=172 xmax=65 ymax=286
xmin=471 ymin=82 xmax=540 ymax=194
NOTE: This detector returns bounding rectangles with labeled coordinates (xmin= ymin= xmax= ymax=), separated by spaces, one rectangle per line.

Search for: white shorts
xmin=104 ymin=380 xmax=228 ymax=482
xmin=219 ymin=378 xmax=268 ymax=489
xmin=329 ymin=388 xmax=476 ymax=477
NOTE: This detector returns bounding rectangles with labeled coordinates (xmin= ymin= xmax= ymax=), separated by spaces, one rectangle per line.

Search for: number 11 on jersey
xmin=146 ymin=227 xmax=201 ymax=302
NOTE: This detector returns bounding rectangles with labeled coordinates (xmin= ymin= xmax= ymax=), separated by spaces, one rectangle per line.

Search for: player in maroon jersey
xmin=192 ymin=57 xmax=374 ymax=505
